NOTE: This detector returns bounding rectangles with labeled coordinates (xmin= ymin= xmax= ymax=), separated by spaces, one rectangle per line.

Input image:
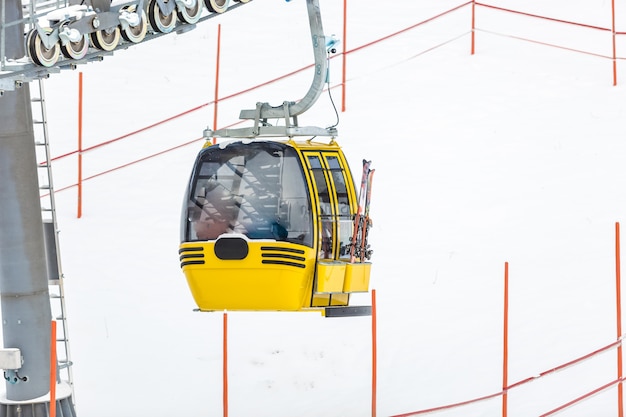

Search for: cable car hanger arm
xmin=240 ymin=0 xmax=326 ymax=120
xmin=209 ymin=0 xmax=335 ymax=139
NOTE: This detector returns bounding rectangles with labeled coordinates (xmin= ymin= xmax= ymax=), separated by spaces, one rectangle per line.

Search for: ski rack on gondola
xmin=0 ymin=0 xmax=251 ymax=93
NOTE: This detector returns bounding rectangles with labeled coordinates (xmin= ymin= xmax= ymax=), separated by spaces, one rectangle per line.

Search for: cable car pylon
xmin=179 ymin=0 xmax=374 ymax=317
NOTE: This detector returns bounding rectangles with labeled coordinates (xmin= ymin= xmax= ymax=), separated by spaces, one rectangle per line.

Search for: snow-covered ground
xmin=25 ymin=0 xmax=626 ymax=415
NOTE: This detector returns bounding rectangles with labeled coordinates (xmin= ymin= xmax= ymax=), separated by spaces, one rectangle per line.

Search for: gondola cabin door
xmin=302 ymin=150 xmax=369 ymax=309
xmin=304 ymin=152 xmax=355 ymax=260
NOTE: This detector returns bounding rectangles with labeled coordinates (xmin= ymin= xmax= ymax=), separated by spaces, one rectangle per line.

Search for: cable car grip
xmin=211 ymin=0 xmax=331 ymax=139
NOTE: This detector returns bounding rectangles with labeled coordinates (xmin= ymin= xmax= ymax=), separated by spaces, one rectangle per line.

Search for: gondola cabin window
xmin=183 ymin=141 xmax=313 ymax=246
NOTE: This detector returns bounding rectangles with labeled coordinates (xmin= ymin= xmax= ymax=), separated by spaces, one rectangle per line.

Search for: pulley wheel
xmin=204 ymin=0 xmax=229 ymax=13
xmin=60 ymin=34 xmax=89 ymax=60
xmin=148 ymin=0 xmax=177 ymax=33
xmin=90 ymin=27 xmax=121 ymax=51
xmin=27 ymin=28 xmax=60 ymax=67
xmin=121 ymin=9 xmax=148 ymax=43
xmin=177 ymin=0 xmax=202 ymax=24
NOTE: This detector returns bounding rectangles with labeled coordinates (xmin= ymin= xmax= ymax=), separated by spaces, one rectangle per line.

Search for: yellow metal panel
xmin=330 ymin=293 xmax=349 ymax=306
xmin=185 ymin=267 xmax=308 ymax=311
xmin=315 ymin=261 xmax=346 ymax=293
xmin=343 ymin=262 xmax=372 ymax=293
xmin=180 ymin=241 xmax=316 ymax=311
xmin=311 ymin=293 xmax=330 ymax=307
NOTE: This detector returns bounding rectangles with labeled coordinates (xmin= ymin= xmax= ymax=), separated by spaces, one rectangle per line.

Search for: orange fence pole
xmin=616 ymin=222 xmax=623 ymax=417
xmin=50 ymin=320 xmax=57 ymax=417
xmin=77 ymin=72 xmax=83 ymax=218
xmin=471 ymin=0 xmax=476 ymax=55
xmin=213 ymin=24 xmax=222 ymax=145
xmin=372 ymin=289 xmax=377 ymax=417
xmin=612 ymin=0 xmax=617 ymax=86
xmin=223 ymin=311 xmax=228 ymax=417
xmin=502 ymin=262 xmax=509 ymax=417
xmin=341 ymin=0 xmax=347 ymax=112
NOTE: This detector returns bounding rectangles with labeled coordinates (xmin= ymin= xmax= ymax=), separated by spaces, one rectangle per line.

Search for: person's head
xmin=193 ymin=209 xmax=231 ymax=240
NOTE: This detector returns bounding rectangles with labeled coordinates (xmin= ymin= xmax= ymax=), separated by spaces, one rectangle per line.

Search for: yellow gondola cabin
xmin=178 ymin=138 xmax=372 ymax=317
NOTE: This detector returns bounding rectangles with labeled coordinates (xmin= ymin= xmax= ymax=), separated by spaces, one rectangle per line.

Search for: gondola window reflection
xmin=184 ymin=142 xmax=313 ymax=246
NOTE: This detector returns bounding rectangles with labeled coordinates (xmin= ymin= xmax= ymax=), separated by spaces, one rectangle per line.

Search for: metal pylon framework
xmin=31 ymin=78 xmax=75 ymax=404
xmin=0 ymin=0 xmax=252 ymax=93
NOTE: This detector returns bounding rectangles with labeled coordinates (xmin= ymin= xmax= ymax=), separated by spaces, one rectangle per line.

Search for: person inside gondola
xmin=193 ymin=207 xmax=233 ymax=240
xmin=192 ymin=191 xmax=249 ymax=240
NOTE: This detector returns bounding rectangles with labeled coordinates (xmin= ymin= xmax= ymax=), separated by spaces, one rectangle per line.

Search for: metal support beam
xmin=0 ymin=0 xmax=53 ymax=404
xmin=324 ymin=306 xmax=372 ymax=318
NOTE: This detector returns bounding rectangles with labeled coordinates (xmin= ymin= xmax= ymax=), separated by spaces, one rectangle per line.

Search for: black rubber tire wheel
xmin=204 ymin=0 xmax=229 ymax=13
xmin=28 ymin=28 xmax=60 ymax=67
xmin=148 ymin=0 xmax=177 ymax=33
xmin=121 ymin=9 xmax=148 ymax=42
xmin=177 ymin=0 xmax=202 ymax=24
xmin=90 ymin=27 xmax=121 ymax=51
xmin=60 ymin=33 xmax=89 ymax=60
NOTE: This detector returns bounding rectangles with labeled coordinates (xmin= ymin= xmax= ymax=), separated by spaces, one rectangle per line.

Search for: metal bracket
xmin=324 ymin=306 xmax=372 ymax=318
xmin=205 ymin=124 xmax=337 ymax=140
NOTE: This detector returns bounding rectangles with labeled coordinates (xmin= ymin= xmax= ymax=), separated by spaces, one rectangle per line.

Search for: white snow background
xmin=20 ymin=0 xmax=626 ymax=415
